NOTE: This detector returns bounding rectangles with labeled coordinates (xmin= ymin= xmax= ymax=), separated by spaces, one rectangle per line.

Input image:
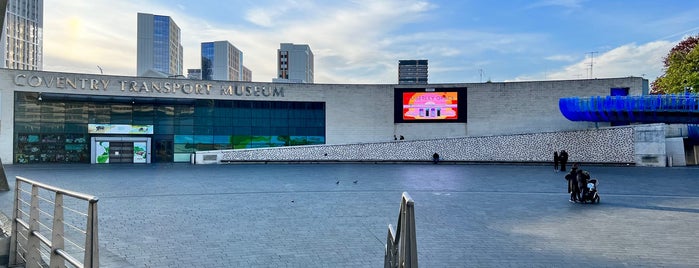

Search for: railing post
xmin=399 ymin=193 xmax=417 ymax=268
xmin=84 ymin=200 xmax=99 ymax=268
xmin=385 ymin=192 xmax=418 ymax=268
xmin=27 ymin=185 xmax=42 ymax=268
xmin=49 ymin=193 xmax=66 ymax=268
xmin=9 ymin=178 xmax=20 ymax=265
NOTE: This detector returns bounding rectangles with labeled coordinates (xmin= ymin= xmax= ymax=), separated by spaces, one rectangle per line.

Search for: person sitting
xmin=432 ymin=153 xmax=440 ymax=164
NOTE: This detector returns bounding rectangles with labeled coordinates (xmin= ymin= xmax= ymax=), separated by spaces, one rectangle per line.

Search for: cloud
xmin=545 ymin=54 xmax=578 ymax=62
xmin=511 ymin=41 xmax=674 ymax=82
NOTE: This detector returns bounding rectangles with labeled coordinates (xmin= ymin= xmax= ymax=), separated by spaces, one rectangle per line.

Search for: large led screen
xmin=402 ymin=92 xmax=458 ymax=120
xmin=394 ymin=87 xmax=467 ymax=123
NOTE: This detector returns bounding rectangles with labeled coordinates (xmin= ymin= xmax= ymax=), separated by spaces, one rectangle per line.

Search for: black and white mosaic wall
xmin=207 ymin=125 xmax=664 ymax=165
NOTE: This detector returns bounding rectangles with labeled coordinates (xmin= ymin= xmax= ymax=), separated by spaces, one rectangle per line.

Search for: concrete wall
xmin=666 ymin=137 xmax=686 ymax=167
xmin=634 ymin=124 xmax=666 ymax=167
xmin=203 ymin=125 xmax=658 ymax=165
xmin=466 ymin=78 xmax=645 ymax=136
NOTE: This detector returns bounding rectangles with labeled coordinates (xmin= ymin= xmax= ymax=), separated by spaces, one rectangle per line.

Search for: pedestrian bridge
xmin=559 ymin=94 xmax=699 ymax=125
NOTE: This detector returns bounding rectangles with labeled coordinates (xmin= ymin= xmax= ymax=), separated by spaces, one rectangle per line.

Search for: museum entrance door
xmin=108 ymin=142 xmax=135 ymax=163
xmin=91 ymin=137 xmax=151 ymax=164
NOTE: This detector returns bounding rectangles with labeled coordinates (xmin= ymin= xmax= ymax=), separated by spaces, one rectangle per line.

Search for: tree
xmin=651 ymin=35 xmax=699 ymax=94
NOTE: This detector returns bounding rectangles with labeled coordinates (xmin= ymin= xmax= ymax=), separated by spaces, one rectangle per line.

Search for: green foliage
xmin=652 ymin=35 xmax=699 ymax=94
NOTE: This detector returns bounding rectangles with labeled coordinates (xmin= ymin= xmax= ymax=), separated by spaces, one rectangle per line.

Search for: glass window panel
xmin=271 ymin=118 xmax=289 ymax=127
xmin=154 ymin=124 xmax=174 ymax=134
xmin=65 ymin=113 xmax=88 ymax=123
xmin=194 ymin=135 xmax=213 ymax=143
xmin=214 ymin=117 xmax=233 ymax=126
xmin=194 ymin=116 xmax=214 ymax=126
xmin=194 ymin=100 xmax=214 ymax=117
xmin=41 ymin=102 xmax=65 ymax=113
xmin=64 ymin=123 xmax=87 ymax=133
xmin=173 ymin=153 xmax=192 ymax=162
xmin=194 ymin=125 xmax=213 ymax=135
xmin=252 ymin=127 xmax=270 ymax=136
xmin=41 ymin=123 xmax=64 ymax=133
xmin=213 ymin=126 xmax=233 ymax=135
xmin=213 ymin=135 xmax=231 ymax=144
xmin=233 ymin=108 xmax=251 ymax=118
xmin=233 ymin=117 xmax=252 ymax=126
xmin=174 ymin=143 xmax=195 ymax=153
xmin=14 ymin=122 xmax=40 ymax=132
xmin=214 ymin=143 xmax=233 ymax=150
xmin=174 ymin=135 xmax=194 ymax=143
xmin=234 ymin=126 xmax=252 ymax=135
xmin=271 ymin=127 xmax=289 ymax=136
xmin=177 ymin=117 xmax=194 ymax=126
xmin=175 ymin=124 xmax=194 ymax=134
xmin=251 ymin=118 xmax=270 ymax=127
xmin=65 ymin=103 xmax=88 ymax=114
xmin=196 ymin=143 xmax=216 ymax=151
xmin=14 ymin=110 xmax=41 ymax=122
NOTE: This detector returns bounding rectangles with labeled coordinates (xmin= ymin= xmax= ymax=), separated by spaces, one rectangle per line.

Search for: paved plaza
xmin=1 ymin=163 xmax=699 ymax=267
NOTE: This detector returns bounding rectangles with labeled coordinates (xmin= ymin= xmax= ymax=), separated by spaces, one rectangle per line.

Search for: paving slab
xmin=0 ymin=163 xmax=698 ymax=267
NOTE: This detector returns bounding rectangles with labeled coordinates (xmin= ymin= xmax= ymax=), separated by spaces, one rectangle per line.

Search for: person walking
xmin=553 ymin=151 xmax=560 ymax=172
xmin=559 ymin=150 xmax=568 ymax=172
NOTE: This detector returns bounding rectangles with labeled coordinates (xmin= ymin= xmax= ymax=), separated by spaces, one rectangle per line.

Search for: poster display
xmin=96 ymin=141 xmax=109 ymax=163
xmin=88 ymin=124 xmax=153 ymax=134
xmin=133 ymin=142 xmax=147 ymax=163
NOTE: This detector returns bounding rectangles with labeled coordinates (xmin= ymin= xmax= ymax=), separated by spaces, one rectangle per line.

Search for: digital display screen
xmin=402 ymin=92 xmax=458 ymax=120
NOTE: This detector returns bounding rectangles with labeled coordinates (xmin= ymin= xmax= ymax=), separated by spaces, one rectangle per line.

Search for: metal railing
xmin=385 ymin=192 xmax=418 ymax=268
xmin=9 ymin=176 xmax=99 ymax=268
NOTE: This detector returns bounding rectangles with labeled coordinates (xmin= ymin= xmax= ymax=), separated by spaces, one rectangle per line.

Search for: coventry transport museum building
xmin=0 ymin=69 xmax=646 ymax=164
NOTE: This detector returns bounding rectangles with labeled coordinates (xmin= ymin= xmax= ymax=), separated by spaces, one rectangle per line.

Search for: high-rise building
xmin=398 ymin=60 xmax=428 ymax=85
xmin=242 ymin=66 xmax=252 ymax=82
xmin=137 ymin=13 xmax=183 ymax=77
xmin=187 ymin=68 xmax=201 ymax=80
xmin=274 ymin=43 xmax=313 ymax=83
xmin=1 ymin=0 xmax=43 ymax=70
xmin=201 ymin=41 xmax=251 ymax=81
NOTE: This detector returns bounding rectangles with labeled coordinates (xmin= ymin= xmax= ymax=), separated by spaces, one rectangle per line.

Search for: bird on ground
xmin=336 ymin=181 xmax=340 ymax=185
xmin=353 ymin=180 xmax=358 ymax=184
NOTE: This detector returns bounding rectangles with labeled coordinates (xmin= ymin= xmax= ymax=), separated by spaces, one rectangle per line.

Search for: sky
xmin=43 ymin=0 xmax=699 ymax=84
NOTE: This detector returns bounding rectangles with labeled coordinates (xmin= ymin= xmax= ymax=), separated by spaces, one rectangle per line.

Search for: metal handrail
xmin=385 ymin=192 xmax=418 ymax=268
xmin=9 ymin=176 xmax=100 ymax=268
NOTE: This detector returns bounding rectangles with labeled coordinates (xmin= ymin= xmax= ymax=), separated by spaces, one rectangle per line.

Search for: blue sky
xmin=43 ymin=0 xmax=699 ymax=84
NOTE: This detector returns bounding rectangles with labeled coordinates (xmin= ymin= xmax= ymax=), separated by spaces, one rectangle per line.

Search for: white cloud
xmin=511 ymin=41 xmax=674 ymax=82
xmin=545 ymin=54 xmax=578 ymax=62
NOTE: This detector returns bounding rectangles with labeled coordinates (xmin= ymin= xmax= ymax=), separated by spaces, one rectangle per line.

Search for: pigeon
xmin=353 ymin=180 xmax=358 ymax=184
xmin=336 ymin=181 xmax=340 ymax=185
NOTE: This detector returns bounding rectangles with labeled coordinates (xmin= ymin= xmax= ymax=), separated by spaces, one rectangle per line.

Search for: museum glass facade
xmin=13 ymin=91 xmax=325 ymax=164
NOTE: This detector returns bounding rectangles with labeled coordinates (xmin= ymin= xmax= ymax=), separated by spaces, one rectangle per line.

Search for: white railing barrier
xmin=385 ymin=192 xmax=418 ymax=268
xmin=9 ymin=176 xmax=99 ymax=268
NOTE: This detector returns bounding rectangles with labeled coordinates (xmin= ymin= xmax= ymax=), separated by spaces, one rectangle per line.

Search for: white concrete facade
xmin=0 ymin=68 xmax=649 ymax=164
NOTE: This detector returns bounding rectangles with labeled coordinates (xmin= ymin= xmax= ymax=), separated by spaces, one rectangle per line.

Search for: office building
xmin=201 ymin=41 xmax=251 ymax=81
xmin=399 ymin=60 xmax=428 ymax=84
xmin=137 ymin=13 xmax=183 ymax=77
xmin=1 ymin=0 xmax=43 ymax=70
xmin=187 ymin=69 xmax=201 ymax=80
xmin=274 ymin=43 xmax=313 ymax=83
xmin=242 ymin=66 xmax=252 ymax=82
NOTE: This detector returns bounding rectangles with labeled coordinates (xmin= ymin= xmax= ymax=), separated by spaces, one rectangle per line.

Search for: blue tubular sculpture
xmin=559 ymin=94 xmax=699 ymax=124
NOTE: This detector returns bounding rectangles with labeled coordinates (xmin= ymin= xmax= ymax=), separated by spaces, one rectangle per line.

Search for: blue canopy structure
xmin=559 ymin=94 xmax=699 ymax=124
